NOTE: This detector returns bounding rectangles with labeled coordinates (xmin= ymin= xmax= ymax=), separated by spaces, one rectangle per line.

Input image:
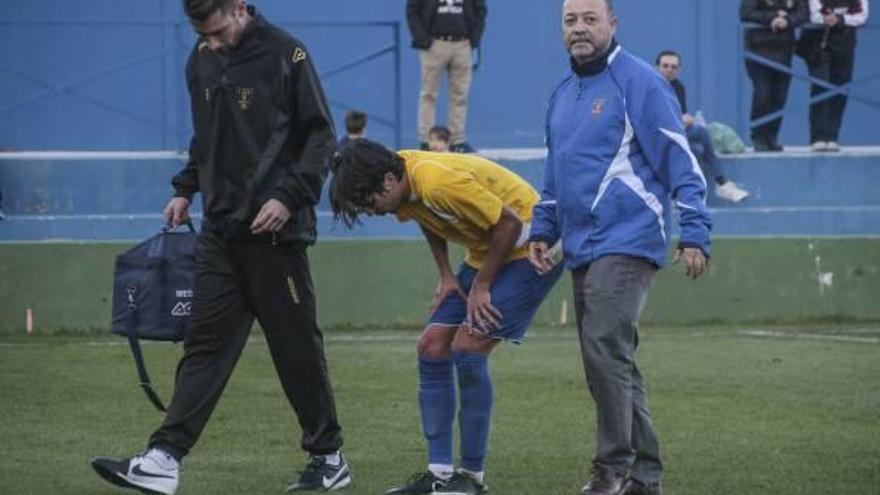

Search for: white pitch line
xmin=737 ymin=329 xmax=880 ymax=344
xmin=0 ymin=332 xmax=582 ymax=349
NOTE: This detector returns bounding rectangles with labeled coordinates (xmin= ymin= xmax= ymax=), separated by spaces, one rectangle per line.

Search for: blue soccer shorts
xmin=428 ymin=257 xmax=564 ymax=343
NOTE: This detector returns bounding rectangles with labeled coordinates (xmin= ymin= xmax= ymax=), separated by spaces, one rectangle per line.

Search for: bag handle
xmin=148 ymin=221 xmax=196 ymax=258
xmin=162 ymin=220 xmax=196 ymax=234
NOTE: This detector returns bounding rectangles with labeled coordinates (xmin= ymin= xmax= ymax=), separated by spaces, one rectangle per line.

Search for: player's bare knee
xmin=451 ymin=327 xmax=497 ymax=355
xmin=417 ymin=327 xmax=454 ymax=359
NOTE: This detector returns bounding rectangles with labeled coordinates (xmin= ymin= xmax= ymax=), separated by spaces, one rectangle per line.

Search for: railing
xmin=0 ymin=15 xmax=402 ymax=149
xmin=736 ymin=24 xmax=880 ymax=137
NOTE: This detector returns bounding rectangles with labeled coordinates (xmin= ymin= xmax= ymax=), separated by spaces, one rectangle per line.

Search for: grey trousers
xmin=572 ymin=255 xmax=662 ymax=484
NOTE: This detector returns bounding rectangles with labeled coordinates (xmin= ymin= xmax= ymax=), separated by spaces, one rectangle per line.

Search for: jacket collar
xmin=237 ymin=5 xmax=267 ymax=46
xmin=570 ymin=38 xmax=619 ymax=77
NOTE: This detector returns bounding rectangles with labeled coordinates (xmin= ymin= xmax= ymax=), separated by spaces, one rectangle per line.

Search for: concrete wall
xmin=1 ymin=238 xmax=878 ymax=334
xmin=2 ymin=0 xmax=879 ymax=149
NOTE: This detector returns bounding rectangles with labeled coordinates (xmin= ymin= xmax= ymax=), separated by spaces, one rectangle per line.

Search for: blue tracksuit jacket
xmin=531 ymin=44 xmax=712 ymax=269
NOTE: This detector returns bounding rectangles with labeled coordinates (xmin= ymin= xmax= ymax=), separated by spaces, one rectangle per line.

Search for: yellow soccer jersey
xmin=396 ymin=150 xmax=540 ymax=268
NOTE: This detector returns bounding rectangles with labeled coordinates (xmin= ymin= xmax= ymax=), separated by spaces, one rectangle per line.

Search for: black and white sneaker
xmin=384 ymin=471 xmax=447 ymax=494
xmin=285 ymin=453 xmax=351 ymax=492
xmin=431 ymin=471 xmax=487 ymax=495
xmin=91 ymin=448 xmax=179 ymax=495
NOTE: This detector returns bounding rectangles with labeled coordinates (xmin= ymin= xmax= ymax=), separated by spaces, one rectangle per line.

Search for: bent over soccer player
xmin=331 ymin=139 xmax=564 ymax=495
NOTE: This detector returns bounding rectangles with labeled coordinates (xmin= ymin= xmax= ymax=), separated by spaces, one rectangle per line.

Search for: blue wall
xmin=1 ymin=0 xmax=879 ymax=150
xmin=2 ymin=151 xmax=879 ymax=241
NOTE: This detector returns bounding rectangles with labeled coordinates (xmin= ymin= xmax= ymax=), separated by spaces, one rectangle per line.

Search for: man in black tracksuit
xmin=740 ymin=0 xmax=809 ymax=151
xmin=91 ymin=2 xmax=349 ymax=493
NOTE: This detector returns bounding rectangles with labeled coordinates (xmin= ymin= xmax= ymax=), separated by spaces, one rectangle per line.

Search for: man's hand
xmin=823 ymin=13 xmax=840 ymax=27
xmin=163 ymin=197 xmax=191 ymax=227
xmin=673 ymin=246 xmax=708 ymax=279
xmin=250 ymin=199 xmax=292 ymax=234
xmin=467 ymin=283 xmax=502 ymax=333
xmin=429 ymin=275 xmax=466 ymax=316
xmin=528 ymin=241 xmax=556 ymax=275
xmin=682 ymin=113 xmax=696 ymax=128
xmin=771 ymin=15 xmax=790 ymax=32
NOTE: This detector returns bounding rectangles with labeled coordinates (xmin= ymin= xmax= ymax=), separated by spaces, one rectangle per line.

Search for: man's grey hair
xmin=563 ymin=0 xmax=615 ymax=15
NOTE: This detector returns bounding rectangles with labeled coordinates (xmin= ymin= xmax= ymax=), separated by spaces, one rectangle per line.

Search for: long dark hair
xmin=330 ymin=139 xmax=405 ymax=228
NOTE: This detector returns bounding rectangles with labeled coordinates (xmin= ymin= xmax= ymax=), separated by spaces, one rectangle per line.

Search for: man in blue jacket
xmin=528 ymin=1 xmax=712 ymax=494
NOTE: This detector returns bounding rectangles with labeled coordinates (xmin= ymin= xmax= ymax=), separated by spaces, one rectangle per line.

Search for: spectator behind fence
xmin=740 ymin=0 xmax=809 ymax=152
xmin=798 ymin=0 xmax=870 ymax=152
xmin=338 ymin=110 xmax=367 ymax=150
xmin=427 ymin=124 xmax=452 ymax=152
xmin=656 ymin=50 xmax=749 ymax=202
xmin=407 ymin=0 xmax=486 ymax=153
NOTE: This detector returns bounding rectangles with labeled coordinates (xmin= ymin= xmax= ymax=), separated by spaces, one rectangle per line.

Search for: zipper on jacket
xmin=576 ymin=78 xmax=586 ymax=100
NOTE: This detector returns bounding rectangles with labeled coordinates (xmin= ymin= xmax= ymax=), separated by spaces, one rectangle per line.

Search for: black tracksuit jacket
xmin=172 ymin=7 xmax=335 ymax=244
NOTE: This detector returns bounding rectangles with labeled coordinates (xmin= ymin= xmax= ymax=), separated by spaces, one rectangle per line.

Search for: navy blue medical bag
xmin=111 ymin=223 xmax=197 ymax=412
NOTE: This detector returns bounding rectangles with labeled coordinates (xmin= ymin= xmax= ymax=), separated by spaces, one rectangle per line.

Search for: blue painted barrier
xmin=1 ymin=149 xmax=879 ymax=241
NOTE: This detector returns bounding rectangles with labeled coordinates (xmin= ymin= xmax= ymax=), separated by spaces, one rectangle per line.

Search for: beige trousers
xmin=418 ymin=39 xmax=472 ymax=144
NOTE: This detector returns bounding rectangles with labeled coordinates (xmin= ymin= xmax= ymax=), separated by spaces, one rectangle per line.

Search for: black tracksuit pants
xmin=745 ymin=29 xmax=796 ymax=146
xmin=806 ymin=29 xmax=857 ymax=144
xmin=149 ymin=232 xmax=343 ymax=459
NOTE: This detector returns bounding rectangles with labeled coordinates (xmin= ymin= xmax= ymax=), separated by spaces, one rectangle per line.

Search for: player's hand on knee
xmin=429 ymin=275 xmax=466 ymax=316
xmin=466 ymin=284 xmax=502 ymax=333
xmin=163 ymin=197 xmax=191 ymax=227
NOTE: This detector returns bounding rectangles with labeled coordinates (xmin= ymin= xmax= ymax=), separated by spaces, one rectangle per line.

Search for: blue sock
xmin=453 ymin=351 xmax=494 ymax=472
xmin=418 ymin=356 xmax=456 ymax=466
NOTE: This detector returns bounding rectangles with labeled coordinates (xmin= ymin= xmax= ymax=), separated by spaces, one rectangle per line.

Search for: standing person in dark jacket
xmin=740 ymin=0 xmax=809 ymax=151
xmin=90 ymin=1 xmax=349 ymax=494
xmin=407 ymin=0 xmax=487 ymax=153
xmin=800 ymin=0 xmax=870 ymax=151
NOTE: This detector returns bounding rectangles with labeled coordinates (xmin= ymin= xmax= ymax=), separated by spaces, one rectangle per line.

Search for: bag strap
xmin=125 ymin=301 xmax=168 ymax=412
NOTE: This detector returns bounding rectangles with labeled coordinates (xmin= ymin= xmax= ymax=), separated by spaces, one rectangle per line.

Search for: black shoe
xmin=384 ymin=471 xmax=446 ymax=494
xmin=623 ymin=480 xmax=662 ymax=495
xmin=767 ymin=141 xmax=784 ymax=152
xmin=752 ymin=139 xmax=771 ymax=152
xmin=285 ymin=454 xmax=351 ymax=492
xmin=431 ymin=471 xmax=487 ymax=495
xmin=450 ymin=142 xmax=476 ymax=153
xmin=579 ymin=465 xmax=630 ymax=495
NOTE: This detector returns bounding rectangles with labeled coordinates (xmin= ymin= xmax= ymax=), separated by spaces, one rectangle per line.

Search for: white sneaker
xmin=714 ymin=181 xmax=749 ymax=203
xmin=811 ymin=141 xmax=829 ymax=152
xmin=92 ymin=447 xmax=179 ymax=495
xmin=826 ymin=141 xmax=840 ymax=152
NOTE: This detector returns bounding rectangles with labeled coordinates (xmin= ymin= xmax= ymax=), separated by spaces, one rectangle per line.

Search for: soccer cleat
xmin=384 ymin=471 xmax=447 ymax=494
xmin=579 ymin=465 xmax=631 ymax=495
xmin=285 ymin=453 xmax=351 ymax=492
xmin=714 ymin=181 xmax=749 ymax=203
xmin=91 ymin=448 xmax=179 ymax=495
xmin=431 ymin=470 xmax=487 ymax=495
xmin=826 ymin=141 xmax=840 ymax=152
xmin=623 ymin=480 xmax=662 ymax=495
xmin=811 ymin=141 xmax=829 ymax=152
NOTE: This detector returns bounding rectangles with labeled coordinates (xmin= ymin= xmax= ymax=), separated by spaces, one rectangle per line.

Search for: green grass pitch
xmin=1 ymin=324 xmax=878 ymax=494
